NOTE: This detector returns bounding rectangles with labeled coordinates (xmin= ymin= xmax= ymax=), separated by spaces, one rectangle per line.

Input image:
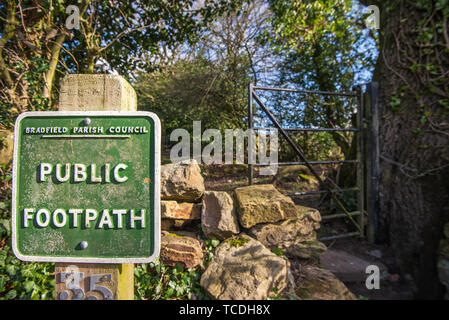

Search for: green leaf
xmin=0 ymin=255 xmax=6 ymax=267
xmin=210 ymin=239 xmax=220 ymax=248
xmin=420 ymin=115 xmax=427 ymax=125
xmin=5 ymin=289 xmax=17 ymax=300
xmin=165 ymin=287 xmax=174 ymax=297
xmin=298 ymin=173 xmax=313 ymax=181
xmin=0 ymin=276 xmax=8 ymax=291
xmin=155 ymin=283 xmax=161 ymax=295
xmin=390 ymin=95 xmax=401 ymax=108
xmin=6 ymin=264 xmax=16 ymax=276
xmin=271 ymin=247 xmax=284 ymax=256
xmin=23 ymin=281 xmax=35 ymax=292
xmin=21 ymin=266 xmax=35 ymax=278
xmin=31 ymin=290 xmax=41 ymax=300
xmin=0 ymin=219 xmax=10 ymax=237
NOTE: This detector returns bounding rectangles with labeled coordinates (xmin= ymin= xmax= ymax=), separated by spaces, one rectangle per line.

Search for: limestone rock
xmin=161 ymin=160 xmax=205 ymax=202
xmin=161 ymin=201 xmax=202 ymax=220
xmin=161 ymin=219 xmax=199 ymax=231
xmin=234 ymin=184 xmax=298 ymax=228
xmin=160 ymin=231 xmax=203 ymax=268
xmin=200 ymin=235 xmax=288 ymax=300
xmin=201 ymin=191 xmax=240 ymax=240
xmin=161 ymin=200 xmax=201 ymax=230
xmin=248 ymin=219 xmax=316 ymax=248
xmin=247 ymin=205 xmax=325 ymax=260
xmin=289 ymin=241 xmax=327 ymax=260
xmin=0 ymin=131 xmax=14 ymax=165
xmin=160 ymin=201 xmax=201 ymax=231
xmin=295 ymin=265 xmax=357 ymax=300
xmin=298 ymin=205 xmax=321 ymax=230
xmin=320 ymin=249 xmax=388 ymax=283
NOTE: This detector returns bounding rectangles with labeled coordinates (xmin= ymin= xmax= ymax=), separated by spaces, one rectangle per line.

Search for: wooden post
xmin=55 ymin=74 xmax=137 ymax=300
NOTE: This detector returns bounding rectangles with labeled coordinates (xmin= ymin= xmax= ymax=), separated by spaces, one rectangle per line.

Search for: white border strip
xmin=12 ymin=111 xmax=161 ymax=264
xmin=42 ymin=134 xmax=130 ymax=139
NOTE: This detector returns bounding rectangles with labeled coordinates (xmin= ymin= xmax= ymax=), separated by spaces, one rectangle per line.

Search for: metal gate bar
xmin=253 ymin=126 xmax=358 ymax=132
xmin=284 ymin=187 xmax=359 ymax=197
xmin=318 ymin=232 xmax=361 ymax=242
xmin=253 ymin=160 xmax=359 ymax=166
xmin=321 ymin=211 xmax=361 ymax=221
xmin=252 ymin=85 xmax=358 ymax=97
xmin=248 ymin=86 xmax=364 ymax=235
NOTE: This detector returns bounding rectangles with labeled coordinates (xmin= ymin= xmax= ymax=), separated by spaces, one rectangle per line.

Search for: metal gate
xmin=247 ymin=82 xmax=379 ymax=242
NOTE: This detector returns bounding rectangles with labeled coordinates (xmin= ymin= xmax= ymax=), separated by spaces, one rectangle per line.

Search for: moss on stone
xmin=166 ymin=232 xmax=182 ymax=238
xmin=225 ymin=236 xmax=250 ymax=248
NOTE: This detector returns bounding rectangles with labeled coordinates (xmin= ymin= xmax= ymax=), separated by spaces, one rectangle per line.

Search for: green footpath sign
xmin=11 ymin=111 xmax=161 ymax=263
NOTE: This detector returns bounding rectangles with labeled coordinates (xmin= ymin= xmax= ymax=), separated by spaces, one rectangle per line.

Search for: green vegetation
xmin=165 ymin=232 xmax=183 ymax=238
xmin=271 ymin=247 xmax=284 ymax=256
xmin=0 ymin=219 xmax=55 ymax=300
xmin=225 ymin=236 xmax=251 ymax=248
xmin=134 ymin=238 xmax=219 ymax=300
xmin=134 ymin=261 xmax=205 ymax=300
xmin=0 ymin=0 xmax=376 ymax=300
xmin=1 ymin=0 xmax=444 ymax=299
xmin=1 ymin=164 xmax=54 ymax=300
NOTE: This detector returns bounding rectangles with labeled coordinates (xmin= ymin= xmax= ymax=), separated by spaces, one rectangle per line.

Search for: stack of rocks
xmin=235 ymin=184 xmax=326 ymax=261
xmin=159 ymin=161 xmax=205 ymax=269
xmin=0 ymin=130 xmax=14 ymax=165
xmin=158 ymin=160 xmax=355 ymax=300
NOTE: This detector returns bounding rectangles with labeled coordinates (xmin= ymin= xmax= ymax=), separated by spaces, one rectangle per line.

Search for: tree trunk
xmin=371 ymin=0 xmax=449 ymax=299
xmin=44 ymin=34 xmax=66 ymax=103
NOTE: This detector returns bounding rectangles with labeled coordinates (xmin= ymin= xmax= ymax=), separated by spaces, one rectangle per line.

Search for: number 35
xmin=59 ymin=272 xmax=113 ymax=300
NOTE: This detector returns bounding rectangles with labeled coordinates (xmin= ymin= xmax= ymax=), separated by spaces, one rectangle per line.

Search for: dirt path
xmin=321 ymin=238 xmax=415 ymax=300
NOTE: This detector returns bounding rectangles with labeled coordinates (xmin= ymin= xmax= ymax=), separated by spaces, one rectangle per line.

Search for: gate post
xmin=248 ymin=83 xmax=254 ymax=185
xmin=356 ymin=85 xmax=365 ymax=238
xmin=364 ymin=82 xmax=380 ymax=244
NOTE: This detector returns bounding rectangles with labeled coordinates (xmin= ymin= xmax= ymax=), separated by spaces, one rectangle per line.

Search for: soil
xmin=323 ymin=237 xmax=415 ymax=300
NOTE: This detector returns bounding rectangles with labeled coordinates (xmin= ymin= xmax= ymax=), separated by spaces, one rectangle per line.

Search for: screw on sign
xmin=11 ymin=74 xmax=161 ymax=300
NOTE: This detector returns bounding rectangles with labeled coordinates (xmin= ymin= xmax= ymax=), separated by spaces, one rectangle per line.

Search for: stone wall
xmin=159 ymin=160 xmax=356 ymax=300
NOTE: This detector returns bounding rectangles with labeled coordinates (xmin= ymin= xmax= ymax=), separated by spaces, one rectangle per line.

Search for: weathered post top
xmin=59 ymin=74 xmax=137 ymax=111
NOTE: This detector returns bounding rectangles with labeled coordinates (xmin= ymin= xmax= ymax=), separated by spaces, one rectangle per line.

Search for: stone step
xmin=319 ymin=248 xmax=388 ymax=283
